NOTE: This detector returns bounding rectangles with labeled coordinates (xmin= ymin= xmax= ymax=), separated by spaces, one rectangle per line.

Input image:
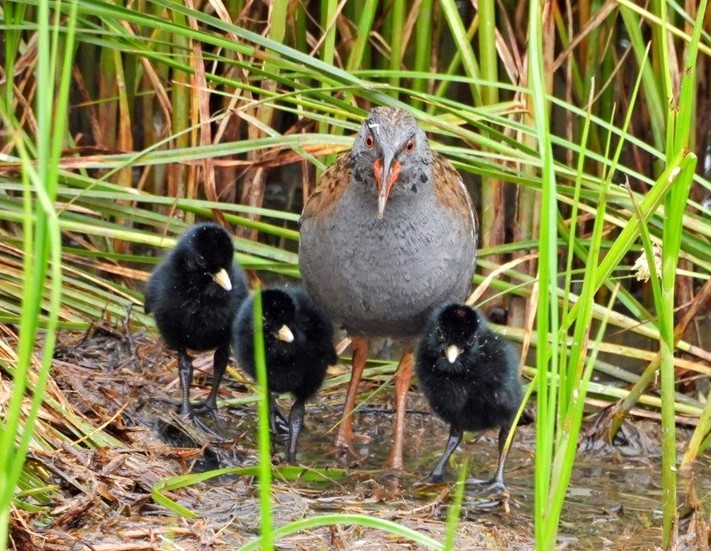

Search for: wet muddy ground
xmin=16 ymin=326 xmax=711 ymax=550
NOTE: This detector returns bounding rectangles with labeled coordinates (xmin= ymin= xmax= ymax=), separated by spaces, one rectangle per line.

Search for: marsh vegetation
xmin=1 ymin=1 xmax=710 ymax=549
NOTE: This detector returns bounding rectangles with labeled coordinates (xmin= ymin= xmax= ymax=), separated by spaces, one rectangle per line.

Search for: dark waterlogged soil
xmin=16 ymin=325 xmax=711 ymax=550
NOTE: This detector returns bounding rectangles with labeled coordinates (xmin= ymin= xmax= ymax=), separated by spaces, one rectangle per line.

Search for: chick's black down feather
xmin=144 ymin=223 xmax=248 ymax=426
xmin=145 ymin=223 xmax=248 ymax=351
xmin=233 ymin=287 xmax=336 ymax=402
xmin=232 ymin=287 xmax=337 ymax=462
xmin=416 ymin=304 xmax=521 ymax=432
xmin=416 ymin=303 xmax=523 ymax=488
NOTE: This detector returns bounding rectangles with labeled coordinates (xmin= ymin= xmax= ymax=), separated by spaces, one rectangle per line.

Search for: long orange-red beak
xmin=373 ymin=155 xmax=401 ymax=219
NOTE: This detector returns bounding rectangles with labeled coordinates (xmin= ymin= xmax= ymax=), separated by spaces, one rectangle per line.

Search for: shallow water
xmin=201 ymin=385 xmax=711 ymax=550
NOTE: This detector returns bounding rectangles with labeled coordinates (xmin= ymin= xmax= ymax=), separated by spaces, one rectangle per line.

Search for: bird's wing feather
xmin=431 ymin=150 xmax=477 ymax=239
xmin=300 ymin=152 xmax=351 ymax=223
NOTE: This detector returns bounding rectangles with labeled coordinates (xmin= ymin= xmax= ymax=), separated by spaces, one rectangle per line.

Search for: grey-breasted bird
xmin=299 ymin=106 xmax=477 ymax=469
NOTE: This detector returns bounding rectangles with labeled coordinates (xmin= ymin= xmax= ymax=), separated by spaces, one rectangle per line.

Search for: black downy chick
xmin=415 ymin=303 xmax=523 ymax=491
xmin=232 ymin=288 xmax=337 ymax=463
xmin=145 ymin=223 xmax=248 ymax=428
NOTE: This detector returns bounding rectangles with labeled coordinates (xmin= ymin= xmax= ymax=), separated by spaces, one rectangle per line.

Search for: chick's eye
xmin=365 ymin=134 xmax=374 ymax=148
xmin=405 ymin=139 xmax=415 ymax=153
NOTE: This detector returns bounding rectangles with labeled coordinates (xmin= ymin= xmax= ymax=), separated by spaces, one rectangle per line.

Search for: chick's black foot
xmin=269 ymin=395 xmax=290 ymax=436
xmin=177 ymin=408 xmax=227 ymax=441
xmin=422 ymin=472 xmax=447 ymax=484
xmin=189 ymin=399 xmax=219 ymax=418
xmin=167 ymin=397 xmax=224 ymax=429
xmin=467 ymin=424 xmax=512 ymax=494
xmin=176 ymin=348 xmax=225 ymax=440
xmin=193 ymin=401 xmax=222 ymax=424
xmin=466 ymin=477 xmax=506 ymax=494
xmin=178 ymin=350 xmax=197 ymax=418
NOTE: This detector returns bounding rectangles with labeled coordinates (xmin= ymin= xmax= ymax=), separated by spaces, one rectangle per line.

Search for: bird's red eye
xmin=405 ymin=139 xmax=415 ymax=153
xmin=365 ymin=134 xmax=374 ymax=148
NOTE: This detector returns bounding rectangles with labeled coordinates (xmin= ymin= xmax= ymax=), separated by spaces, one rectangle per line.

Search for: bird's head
xmin=180 ymin=223 xmax=235 ymax=291
xmin=261 ymin=289 xmax=297 ymax=348
xmin=352 ymin=107 xmax=430 ymax=219
xmin=431 ymin=303 xmax=481 ymax=365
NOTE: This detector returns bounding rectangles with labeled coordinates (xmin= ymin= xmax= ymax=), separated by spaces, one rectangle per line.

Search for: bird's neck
xmin=345 ymin=173 xmax=435 ymax=216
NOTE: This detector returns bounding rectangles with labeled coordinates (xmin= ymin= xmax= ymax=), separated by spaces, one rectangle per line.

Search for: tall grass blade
xmin=251 ymin=286 xmax=273 ymax=551
xmin=0 ymin=0 xmax=78 ymax=545
xmin=527 ymin=0 xmax=560 ymax=548
xmin=657 ymin=0 xmax=706 ymax=544
xmin=236 ymin=514 xmax=444 ymax=551
xmin=443 ymin=460 xmax=468 ymax=550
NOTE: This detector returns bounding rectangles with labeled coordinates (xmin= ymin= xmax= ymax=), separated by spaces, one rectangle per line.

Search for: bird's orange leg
xmin=387 ymin=351 xmax=414 ymax=470
xmin=336 ymin=336 xmax=369 ymax=448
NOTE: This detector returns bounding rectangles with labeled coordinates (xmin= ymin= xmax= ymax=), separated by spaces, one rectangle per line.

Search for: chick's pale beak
xmin=212 ymin=268 xmax=233 ymax=291
xmin=277 ymin=324 xmax=295 ymax=343
xmin=373 ymin=150 xmax=402 ymax=219
xmin=445 ymin=345 xmax=461 ymax=364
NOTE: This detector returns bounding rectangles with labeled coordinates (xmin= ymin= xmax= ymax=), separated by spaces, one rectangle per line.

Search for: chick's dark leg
xmin=489 ymin=422 xmax=514 ymax=491
xmin=425 ymin=425 xmax=463 ymax=483
xmin=177 ymin=349 xmax=195 ymax=419
xmin=468 ymin=421 xmax=514 ymax=492
xmin=386 ymin=351 xmax=413 ymax=470
xmin=286 ymin=398 xmax=306 ymax=463
xmin=178 ymin=349 xmax=225 ymax=439
xmin=336 ymin=336 xmax=369 ymax=448
xmin=202 ymin=344 xmax=230 ymax=421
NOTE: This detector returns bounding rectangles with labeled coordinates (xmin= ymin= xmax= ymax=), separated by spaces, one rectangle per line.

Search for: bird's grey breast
xmin=300 ymin=185 xmax=475 ymax=338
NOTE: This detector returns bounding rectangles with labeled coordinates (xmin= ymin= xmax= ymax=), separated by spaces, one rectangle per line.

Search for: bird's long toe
xmin=202 ymin=404 xmax=222 ymax=424
xmin=271 ymin=412 xmax=290 ymax=436
xmin=180 ymin=408 xmax=227 ymax=441
xmin=466 ymin=477 xmax=506 ymax=494
xmin=190 ymin=398 xmax=221 ymax=420
xmin=329 ymin=439 xmax=367 ymax=468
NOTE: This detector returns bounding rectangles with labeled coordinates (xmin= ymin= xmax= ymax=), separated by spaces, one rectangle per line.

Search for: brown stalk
xmin=185 ymin=0 xmax=226 ymax=226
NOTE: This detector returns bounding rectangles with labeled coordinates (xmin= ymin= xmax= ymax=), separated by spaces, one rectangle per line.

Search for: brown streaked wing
xmin=301 ymin=152 xmax=351 ymax=222
xmin=432 ymin=150 xmax=477 ymax=237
